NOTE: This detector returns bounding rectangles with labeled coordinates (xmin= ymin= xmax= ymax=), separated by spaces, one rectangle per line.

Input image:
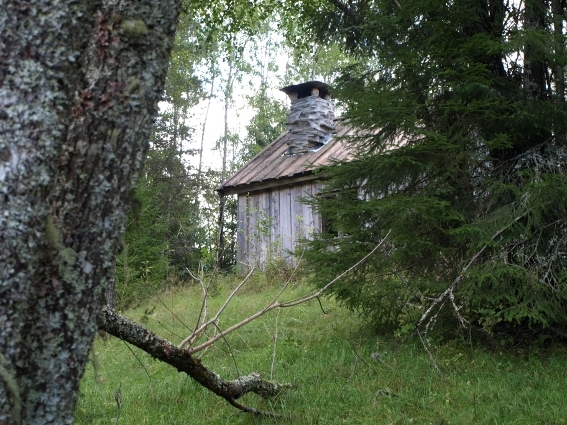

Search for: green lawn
xmin=75 ymin=276 xmax=567 ymax=424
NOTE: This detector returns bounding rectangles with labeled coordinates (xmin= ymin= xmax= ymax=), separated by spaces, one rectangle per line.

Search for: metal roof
xmin=217 ymin=120 xmax=357 ymax=196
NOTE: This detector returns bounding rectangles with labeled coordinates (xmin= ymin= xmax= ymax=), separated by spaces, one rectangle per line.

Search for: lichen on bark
xmin=0 ymin=0 xmax=182 ymax=423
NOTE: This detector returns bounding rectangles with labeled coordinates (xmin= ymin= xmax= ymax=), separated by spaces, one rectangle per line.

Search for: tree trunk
xmin=216 ymin=56 xmax=235 ymax=270
xmin=552 ymin=0 xmax=566 ymax=145
xmin=525 ymin=0 xmax=548 ymax=99
xmin=194 ymin=74 xmax=215 ymax=209
xmin=0 ymin=1 xmax=181 ymax=423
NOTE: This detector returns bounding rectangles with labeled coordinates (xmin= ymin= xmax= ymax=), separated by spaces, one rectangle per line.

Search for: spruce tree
xmin=299 ymin=0 xmax=567 ymax=334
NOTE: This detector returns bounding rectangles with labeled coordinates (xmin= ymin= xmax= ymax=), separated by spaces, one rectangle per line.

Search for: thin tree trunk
xmin=0 ymin=1 xmax=181 ymax=422
xmin=195 ymin=75 xmax=215 ymax=203
xmin=525 ymin=0 xmax=548 ymax=99
xmin=216 ymin=56 xmax=235 ymax=269
xmin=553 ymin=0 xmax=566 ymax=145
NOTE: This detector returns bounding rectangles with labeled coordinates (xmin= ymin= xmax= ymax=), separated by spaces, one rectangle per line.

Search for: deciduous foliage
xmin=301 ymin=0 xmax=567 ymax=335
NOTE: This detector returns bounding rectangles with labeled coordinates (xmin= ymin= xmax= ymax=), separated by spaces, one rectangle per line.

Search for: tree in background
xmin=299 ymin=0 xmax=567 ymax=336
xmin=239 ymin=17 xmax=288 ymax=162
xmin=114 ymin=138 xmax=207 ymax=309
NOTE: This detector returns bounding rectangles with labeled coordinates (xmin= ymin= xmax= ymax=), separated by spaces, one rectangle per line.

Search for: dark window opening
xmin=321 ymin=215 xmax=339 ymax=237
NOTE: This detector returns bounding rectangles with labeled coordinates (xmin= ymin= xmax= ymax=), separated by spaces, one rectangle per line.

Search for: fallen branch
xmin=98 ymin=233 xmax=390 ymax=417
xmin=98 ymin=307 xmax=292 ymax=417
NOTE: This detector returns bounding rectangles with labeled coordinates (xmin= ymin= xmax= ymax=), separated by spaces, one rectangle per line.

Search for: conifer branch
xmin=417 ymin=211 xmax=528 ymax=333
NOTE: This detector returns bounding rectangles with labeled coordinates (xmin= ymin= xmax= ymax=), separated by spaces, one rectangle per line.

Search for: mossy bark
xmin=0 ymin=1 xmax=181 ymax=423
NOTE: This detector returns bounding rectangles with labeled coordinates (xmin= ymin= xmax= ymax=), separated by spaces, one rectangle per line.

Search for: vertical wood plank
xmin=311 ymin=181 xmax=321 ymax=233
xmin=250 ymin=191 xmax=261 ymax=266
xmin=270 ymin=186 xmax=280 ymax=263
xmin=293 ymin=184 xmax=306 ymax=242
xmin=260 ymin=189 xmax=271 ymax=265
xmin=303 ymin=181 xmax=315 ymax=238
xmin=237 ymin=194 xmax=248 ymax=267
xmin=280 ymin=185 xmax=293 ymax=259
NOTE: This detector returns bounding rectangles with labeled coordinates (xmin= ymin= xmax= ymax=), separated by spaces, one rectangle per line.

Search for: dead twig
xmin=316 ymin=296 xmax=328 ymax=315
xmin=157 ymin=296 xmax=191 ymax=331
xmin=113 ymin=383 xmax=122 ymax=425
xmin=212 ymin=321 xmax=240 ymax=377
xmin=121 ymin=340 xmax=151 ymax=382
xmin=416 ymin=329 xmax=442 ymax=375
xmin=413 ymin=212 xmax=527 ymax=374
xmin=270 ymin=308 xmax=282 ymax=380
xmin=178 ymin=266 xmax=256 ymax=350
xmin=185 ymin=262 xmax=213 ymax=347
xmin=185 ymin=231 xmax=391 ymax=355
xmin=417 ymin=212 xmax=527 ymax=334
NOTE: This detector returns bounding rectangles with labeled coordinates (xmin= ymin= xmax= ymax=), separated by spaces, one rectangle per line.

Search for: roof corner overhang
xmin=217 ymin=170 xmax=326 ymax=196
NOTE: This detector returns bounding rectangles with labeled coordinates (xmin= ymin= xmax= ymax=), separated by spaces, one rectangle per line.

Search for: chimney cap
xmin=280 ymin=81 xmax=330 ymax=99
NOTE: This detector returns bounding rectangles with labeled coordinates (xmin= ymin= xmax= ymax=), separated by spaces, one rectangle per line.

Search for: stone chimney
xmin=280 ymin=81 xmax=335 ymax=155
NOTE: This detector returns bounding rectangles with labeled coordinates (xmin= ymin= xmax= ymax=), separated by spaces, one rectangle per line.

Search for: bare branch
xmin=178 ymin=266 xmax=256 ymax=349
xmin=187 ymin=231 xmax=391 ymax=355
xmin=270 ymin=308 xmax=282 ymax=380
xmin=187 ymin=263 xmax=210 ymax=346
xmin=157 ymin=297 xmax=191 ymax=331
xmin=416 ymin=329 xmax=442 ymax=375
xmin=113 ymin=384 xmax=122 ymax=425
xmin=279 ymin=231 xmax=391 ymax=308
xmin=417 ymin=211 xmax=527 ymax=332
xmin=212 ymin=321 xmax=240 ymax=377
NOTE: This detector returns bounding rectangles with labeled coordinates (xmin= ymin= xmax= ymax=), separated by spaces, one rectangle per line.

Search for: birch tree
xmin=0 ymin=1 xmax=181 ymax=422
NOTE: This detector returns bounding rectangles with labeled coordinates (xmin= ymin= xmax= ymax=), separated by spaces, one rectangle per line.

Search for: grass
xmin=75 ymin=273 xmax=567 ymax=424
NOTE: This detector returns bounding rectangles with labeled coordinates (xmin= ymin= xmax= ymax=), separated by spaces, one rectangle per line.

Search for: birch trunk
xmin=0 ymin=1 xmax=181 ymax=423
xmin=216 ymin=55 xmax=235 ymax=269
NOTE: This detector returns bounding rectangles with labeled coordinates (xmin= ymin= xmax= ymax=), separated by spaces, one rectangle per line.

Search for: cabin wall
xmin=236 ymin=181 xmax=323 ymax=268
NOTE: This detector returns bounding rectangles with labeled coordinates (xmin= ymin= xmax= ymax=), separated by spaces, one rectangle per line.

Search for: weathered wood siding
xmin=236 ymin=181 xmax=322 ymax=268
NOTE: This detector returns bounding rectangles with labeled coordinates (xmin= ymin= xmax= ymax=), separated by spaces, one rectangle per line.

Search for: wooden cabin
xmin=217 ymin=81 xmax=357 ymax=268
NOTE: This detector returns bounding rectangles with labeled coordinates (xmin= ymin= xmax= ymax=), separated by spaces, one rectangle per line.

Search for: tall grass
xmin=76 ymin=273 xmax=567 ymax=424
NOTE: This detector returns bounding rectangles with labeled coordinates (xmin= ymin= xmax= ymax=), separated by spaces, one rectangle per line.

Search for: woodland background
xmin=3 ymin=0 xmax=566 ymax=422
xmin=127 ymin=0 xmax=567 ymax=338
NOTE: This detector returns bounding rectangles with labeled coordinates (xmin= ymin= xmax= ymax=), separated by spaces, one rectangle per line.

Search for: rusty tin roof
xmin=218 ymin=120 xmax=358 ymax=196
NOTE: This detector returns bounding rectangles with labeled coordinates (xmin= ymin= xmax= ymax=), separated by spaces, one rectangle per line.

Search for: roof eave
xmin=217 ymin=170 xmax=326 ymax=196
